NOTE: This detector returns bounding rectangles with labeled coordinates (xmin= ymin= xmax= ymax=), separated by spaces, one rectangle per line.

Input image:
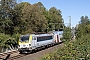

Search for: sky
xmin=22 ymin=0 xmax=90 ymax=27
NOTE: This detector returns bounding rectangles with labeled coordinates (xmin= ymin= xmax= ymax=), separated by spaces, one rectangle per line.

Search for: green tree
xmin=21 ymin=2 xmax=47 ymax=33
xmin=12 ymin=2 xmax=29 ymax=34
xmin=76 ymin=16 xmax=90 ymax=39
xmin=80 ymin=16 xmax=89 ymax=24
xmin=48 ymin=7 xmax=63 ymax=31
xmin=0 ymin=0 xmax=17 ymax=35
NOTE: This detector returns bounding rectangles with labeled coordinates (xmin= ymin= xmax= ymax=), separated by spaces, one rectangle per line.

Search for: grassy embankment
xmin=40 ymin=34 xmax=90 ymax=60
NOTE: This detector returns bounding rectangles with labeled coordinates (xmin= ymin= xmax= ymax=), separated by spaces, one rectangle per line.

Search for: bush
xmin=62 ymin=27 xmax=71 ymax=41
xmin=0 ymin=33 xmax=20 ymax=52
xmin=40 ymin=34 xmax=90 ymax=60
xmin=12 ymin=33 xmax=21 ymax=44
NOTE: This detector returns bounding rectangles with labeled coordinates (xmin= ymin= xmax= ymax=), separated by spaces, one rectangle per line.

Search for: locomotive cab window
xmin=20 ymin=35 xmax=29 ymax=42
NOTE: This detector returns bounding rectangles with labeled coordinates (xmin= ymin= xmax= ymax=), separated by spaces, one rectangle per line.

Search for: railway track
xmin=0 ymin=50 xmax=29 ymax=60
xmin=16 ymin=43 xmax=64 ymax=60
xmin=0 ymin=50 xmax=18 ymax=60
xmin=0 ymin=42 xmax=63 ymax=60
xmin=7 ymin=54 xmax=26 ymax=60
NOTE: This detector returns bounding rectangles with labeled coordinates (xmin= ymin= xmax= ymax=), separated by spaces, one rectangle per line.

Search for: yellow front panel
xmin=18 ymin=35 xmax=32 ymax=45
xmin=29 ymin=35 xmax=32 ymax=43
xmin=19 ymin=42 xmax=29 ymax=44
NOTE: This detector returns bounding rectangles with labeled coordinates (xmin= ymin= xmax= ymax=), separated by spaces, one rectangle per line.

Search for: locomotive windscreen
xmin=20 ymin=35 xmax=29 ymax=42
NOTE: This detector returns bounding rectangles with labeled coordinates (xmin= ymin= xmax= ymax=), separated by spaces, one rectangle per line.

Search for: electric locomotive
xmin=18 ymin=33 xmax=61 ymax=53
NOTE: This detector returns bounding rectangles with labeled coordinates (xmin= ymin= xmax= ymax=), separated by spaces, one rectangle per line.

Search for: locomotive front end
xmin=18 ymin=34 xmax=32 ymax=53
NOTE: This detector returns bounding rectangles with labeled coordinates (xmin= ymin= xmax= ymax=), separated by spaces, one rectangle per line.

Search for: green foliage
xmin=0 ymin=1 xmax=64 ymax=52
xmin=62 ymin=27 xmax=71 ymax=41
xmin=11 ymin=33 xmax=21 ymax=44
xmin=76 ymin=16 xmax=90 ymax=39
xmin=48 ymin=7 xmax=63 ymax=23
xmin=40 ymin=34 xmax=90 ymax=60
xmin=0 ymin=33 xmax=16 ymax=52
xmin=0 ymin=1 xmax=63 ymax=34
xmin=0 ymin=0 xmax=17 ymax=35
xmin=47 ymin=7 xmax=63 ymax=31
xmin=0 ymin=33 xmax=10 ymax=48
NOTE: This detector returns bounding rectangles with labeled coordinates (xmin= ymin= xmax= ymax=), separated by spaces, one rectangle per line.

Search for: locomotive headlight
xmin=23 ymin=45 xmax=26 ymax=47
xmin=29 ymin=44 xmax=31 ymax=46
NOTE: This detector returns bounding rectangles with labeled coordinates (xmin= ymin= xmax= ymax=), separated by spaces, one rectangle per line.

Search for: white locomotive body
xmin=18 ymin=32 xmax=62 ymax=53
